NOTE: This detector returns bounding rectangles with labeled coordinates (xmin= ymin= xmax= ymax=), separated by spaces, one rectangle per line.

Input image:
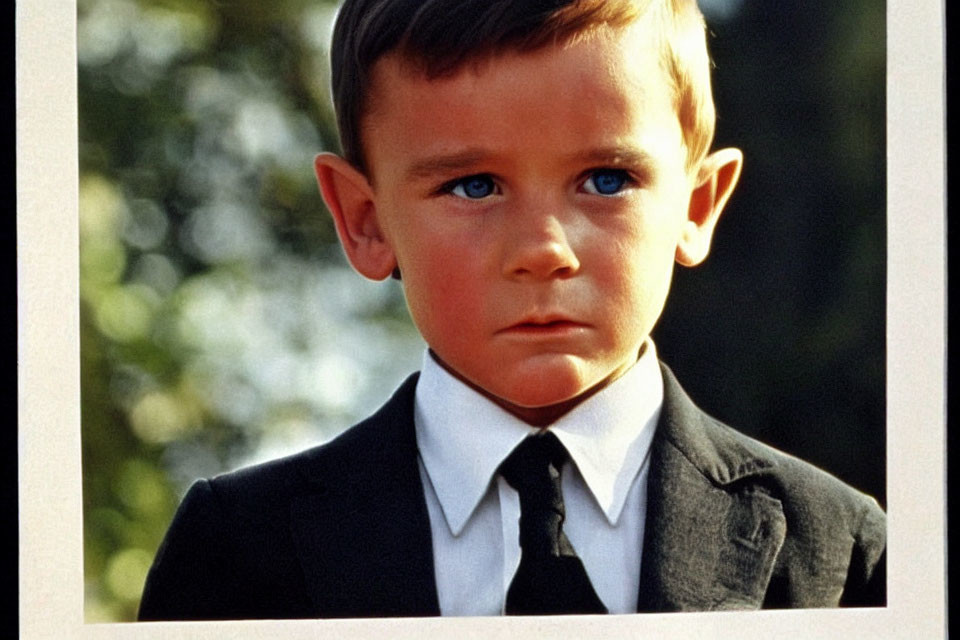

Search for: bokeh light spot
xmin=123 ymin=198 xmax=169 ymax=250
xmin=104 ymin=547 xmax=153 ymax=602
xmin=80 ymin=239 xmax=127 ymax=293
xmin=113 ymin=459 xmax=170 ymax=516
xmin=94 ymin=284 xmax=157 ymax=343
xmin=129 ymin=390 xmax=195 ymax=444
xmin=79 ymin=173 xmax=128 ymax=240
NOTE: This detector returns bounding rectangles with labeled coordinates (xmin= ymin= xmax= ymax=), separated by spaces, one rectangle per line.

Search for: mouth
xmin=499 ymin=316 xmax=589 ymax=336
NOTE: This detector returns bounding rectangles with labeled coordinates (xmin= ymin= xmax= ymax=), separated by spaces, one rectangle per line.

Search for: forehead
xmin=361 ymin=22 xmax=681 ymax=180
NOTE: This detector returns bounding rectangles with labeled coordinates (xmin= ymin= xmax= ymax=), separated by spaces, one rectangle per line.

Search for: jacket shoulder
xmin=139 ymin=373 xmax=421 ymax=620
xmin=656 ymin=363 xmax=886 ymax=607
xmin=709 ymin=415 xmax=882 ymax=518
xmin=203 ymin=372 xmax=421 ymax=508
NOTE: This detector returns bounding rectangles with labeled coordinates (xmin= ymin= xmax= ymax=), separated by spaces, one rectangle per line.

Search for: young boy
xmin=139 ymin=0 xmax=885 ymax=619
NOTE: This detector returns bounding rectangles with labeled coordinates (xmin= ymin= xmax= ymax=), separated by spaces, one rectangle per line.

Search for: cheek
xmin=593 ymin=222 xmax=680 ymax=319
xmin=401 ymin=245 xmax=487 ymax=340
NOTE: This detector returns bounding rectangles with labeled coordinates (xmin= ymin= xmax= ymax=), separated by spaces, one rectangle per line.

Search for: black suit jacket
xmin=138 ymin=365 xmax=886 ymax=620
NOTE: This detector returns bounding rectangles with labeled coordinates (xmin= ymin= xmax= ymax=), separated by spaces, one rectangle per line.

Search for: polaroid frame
xmin=17 ymin=0 xmax=945 ymax=637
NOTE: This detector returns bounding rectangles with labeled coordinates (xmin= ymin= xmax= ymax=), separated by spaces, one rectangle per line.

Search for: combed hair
xmin=330 ymin=0 xmax=716 ymax=174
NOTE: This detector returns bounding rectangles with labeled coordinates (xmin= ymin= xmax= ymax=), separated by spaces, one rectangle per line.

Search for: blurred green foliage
xmin=79 ymin=0 xmax=885 ymax=622
xmin=78 ymin=0 xmax=424 ymax=621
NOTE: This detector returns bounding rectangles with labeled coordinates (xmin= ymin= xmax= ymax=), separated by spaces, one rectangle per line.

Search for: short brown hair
xmin=330 ymin=0 xmax=716 ymax=174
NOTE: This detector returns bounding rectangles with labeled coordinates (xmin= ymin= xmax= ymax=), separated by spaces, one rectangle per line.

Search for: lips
xmin=498 ymin=316 xmax=589 ymax=335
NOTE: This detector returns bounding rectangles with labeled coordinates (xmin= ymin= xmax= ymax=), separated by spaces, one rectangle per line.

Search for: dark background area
xmin=655 ymin=0 xmax=886 ymax=506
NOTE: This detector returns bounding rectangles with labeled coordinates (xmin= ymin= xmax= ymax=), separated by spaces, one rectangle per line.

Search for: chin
xmin=503 ymin=388 xmax=580 ymax=411
xmin=495 ymin=366 xmax=593 ymax=409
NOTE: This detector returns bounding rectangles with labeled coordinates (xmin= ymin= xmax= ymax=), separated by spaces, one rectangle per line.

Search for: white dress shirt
xmin=413 ymin=341 xmax=663 ymax=615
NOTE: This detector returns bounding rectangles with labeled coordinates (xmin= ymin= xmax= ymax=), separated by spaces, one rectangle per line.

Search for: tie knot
xmin=499 ymin=431 xmax=568 ymax=494
xmin=499 ymin=431 xmax=571 ymax=556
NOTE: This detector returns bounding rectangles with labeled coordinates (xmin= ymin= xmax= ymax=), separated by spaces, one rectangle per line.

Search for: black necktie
xmin=499 ymin=431 xmax=608 ymax=615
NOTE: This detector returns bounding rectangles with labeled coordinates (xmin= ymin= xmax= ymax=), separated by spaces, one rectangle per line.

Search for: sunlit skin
xmin=315 ymin=19 xmax=742 ymax=426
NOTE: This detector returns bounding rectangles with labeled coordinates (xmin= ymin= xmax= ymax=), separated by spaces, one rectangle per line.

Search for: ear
xmin=676 ymin=148 xmax=743 ymax=267
xmin=314 ymin=153 xmax=397 ymax=280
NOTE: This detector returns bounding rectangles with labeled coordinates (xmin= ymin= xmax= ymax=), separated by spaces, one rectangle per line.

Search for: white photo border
xmin=17 ymin=0 xmax=946 ymax=637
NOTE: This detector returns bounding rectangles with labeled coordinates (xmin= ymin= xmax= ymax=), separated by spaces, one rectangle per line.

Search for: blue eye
xmin=448 ymin=174 xmax=497 ymax=199
xmin=584 ymin=169 xmax=630 ymax=196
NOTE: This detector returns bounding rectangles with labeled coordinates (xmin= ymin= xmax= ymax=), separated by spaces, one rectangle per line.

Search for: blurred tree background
xmin=78 ymin=0 xmax=885 ymax=622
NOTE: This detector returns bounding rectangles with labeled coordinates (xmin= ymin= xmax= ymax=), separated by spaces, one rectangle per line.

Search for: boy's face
xmin=317 ymin=20 xmax=740 ymax=424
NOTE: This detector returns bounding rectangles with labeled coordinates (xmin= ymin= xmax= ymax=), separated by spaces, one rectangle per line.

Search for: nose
xmin=501 ymin=204 xmax=581 ymax=280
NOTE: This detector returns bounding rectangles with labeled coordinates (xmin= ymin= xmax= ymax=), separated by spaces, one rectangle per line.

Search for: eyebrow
xmin=403 ymin=149 xmax=492 ymax=181
xmin=575 ymin=146 xmax=656 ymax=170
xmin=401 ymin=145 xmax=657 ymax=181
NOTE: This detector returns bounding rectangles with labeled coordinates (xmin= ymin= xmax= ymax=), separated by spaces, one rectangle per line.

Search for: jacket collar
xmin=636 ymin=363 xmax=787 ymax=611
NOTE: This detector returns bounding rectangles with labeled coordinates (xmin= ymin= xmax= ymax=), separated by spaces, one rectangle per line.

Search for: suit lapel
xmin=637 ymin=365 xmax=787 ymax=612
xmin=289 ymin=375 xmax=441 ymax=618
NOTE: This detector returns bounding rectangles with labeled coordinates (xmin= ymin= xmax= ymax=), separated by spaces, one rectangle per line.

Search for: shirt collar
xmin=414 ymin=340 xmax=662 ymax=536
